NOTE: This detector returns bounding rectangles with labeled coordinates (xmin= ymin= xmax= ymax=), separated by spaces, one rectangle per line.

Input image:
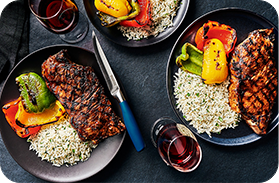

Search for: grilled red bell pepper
xmin=119 ymin=0 xmax=151 ymax=27
xmin=195 ymin=20 xmax=237 ymax=56
xmin=2 ymin=98 xmax=41 ymax=138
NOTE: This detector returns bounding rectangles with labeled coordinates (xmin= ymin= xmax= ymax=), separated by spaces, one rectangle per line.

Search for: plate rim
xmin=166 ymin=7 xmax=278 ymax=146
xmin=0 ymin=44 xmax=126 ymax=182
xmin=83 ymin=0 xmax=190 ymax=47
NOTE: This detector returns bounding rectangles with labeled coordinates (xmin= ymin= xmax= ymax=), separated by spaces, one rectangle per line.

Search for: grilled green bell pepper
xmin=97 ymin=0 xmax=140 ymax=27
xmin=176 ymin=43 xmax=203 ymax=76
xmin=15 ymin=72 xmax=56 ymax=113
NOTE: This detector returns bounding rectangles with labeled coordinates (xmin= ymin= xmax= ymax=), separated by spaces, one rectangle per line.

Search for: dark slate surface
xmin=0 ymin=0 xmax=278 ymax=182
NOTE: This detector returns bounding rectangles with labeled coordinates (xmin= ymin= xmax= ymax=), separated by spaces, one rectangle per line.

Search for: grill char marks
xmin=41 ymin=50 xmax=125 ymax=144
xmin=229 ymin=28 xmax=277 ymax=135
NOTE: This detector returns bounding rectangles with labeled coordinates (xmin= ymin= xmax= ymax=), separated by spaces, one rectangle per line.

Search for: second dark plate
xmin=167 ymin=8 xmax=278 ymax=146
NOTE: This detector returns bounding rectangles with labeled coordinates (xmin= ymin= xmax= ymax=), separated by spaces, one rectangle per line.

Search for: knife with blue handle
xmin=92 ymin=31 xmax=145 ymax=152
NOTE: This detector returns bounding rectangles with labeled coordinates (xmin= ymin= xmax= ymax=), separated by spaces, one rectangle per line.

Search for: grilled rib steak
xmin=41 ymin=50 xmax=125 ymax=144
xmin=229 ymin=28 xmax=277 ymax=135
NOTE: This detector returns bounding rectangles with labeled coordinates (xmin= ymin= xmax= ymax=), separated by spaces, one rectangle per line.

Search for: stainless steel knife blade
xmin=92 ymin=30 xmax=145 ymax=152
xmin=92 ymin=31 xmax=125 ymax=103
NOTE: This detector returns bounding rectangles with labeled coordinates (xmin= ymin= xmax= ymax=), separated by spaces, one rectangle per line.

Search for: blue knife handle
xmin=119 ymin=101 xmax=145 ymax=152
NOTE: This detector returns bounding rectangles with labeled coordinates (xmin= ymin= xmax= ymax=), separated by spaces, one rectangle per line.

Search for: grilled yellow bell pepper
xmin=95 ymin=0 xmax=132 ymax=18
xmin=96 ymin=0 xmax=140 ymax=27
xmin=15 ymin=100 xmax=66 ymax=128
xmin=202 ymin=38 xmax=228 ymax=84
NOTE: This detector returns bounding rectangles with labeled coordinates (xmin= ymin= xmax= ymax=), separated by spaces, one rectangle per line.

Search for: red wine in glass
xmin=151 ymin=118 xmax=202 ymax=172
xmin=38 ymin=0 xmax=78 ymax=33
xmin=29 ymin=0 xmax=88 ymax=43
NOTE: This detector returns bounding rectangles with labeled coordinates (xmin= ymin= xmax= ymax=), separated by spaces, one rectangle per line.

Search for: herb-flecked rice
xmin=27 ymin=115 xmax=97 ymax=167
xmin=173 ymin=69 xmax=241 ymax=137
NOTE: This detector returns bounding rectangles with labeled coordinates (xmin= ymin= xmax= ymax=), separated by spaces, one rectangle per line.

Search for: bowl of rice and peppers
xmin=84 ymin=0 xmax=190 ymax=47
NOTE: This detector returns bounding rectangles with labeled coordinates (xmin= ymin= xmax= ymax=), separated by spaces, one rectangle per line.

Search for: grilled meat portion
xmin=229 ymin=28 xmax=277 ymax=135
xmin=41 ymin=50 xmax=125 ymax=144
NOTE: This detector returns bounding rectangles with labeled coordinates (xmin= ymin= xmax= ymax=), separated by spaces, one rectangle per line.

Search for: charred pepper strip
xmin=97 ymin=0 xmax=140 ymax=27
xmin=195 ymin=20 xmax=237 ymax=56
xmin=119 ymin=0 xmax=151 ymax=27
xmin=2 ymin=98 xmax=41 ymax=138
xmin=15 ymin=72 xmax=56 ymax=113
xmin=176 ymin=43 xmax=203 ymax=76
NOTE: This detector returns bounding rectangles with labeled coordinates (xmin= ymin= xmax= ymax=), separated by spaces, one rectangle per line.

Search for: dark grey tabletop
xmin=0 ymin=0 xmax=278 ymax=182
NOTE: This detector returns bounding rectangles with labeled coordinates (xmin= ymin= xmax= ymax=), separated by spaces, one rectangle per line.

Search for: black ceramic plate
xmin=0 ymin=45 xmax=126 ymax=182
xmin=83 ymin=0 xmax=190 ymax=47
xmin=167 ymin=8 xmax=278 ymax=146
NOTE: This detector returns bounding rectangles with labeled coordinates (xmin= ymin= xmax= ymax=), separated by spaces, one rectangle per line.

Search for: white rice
xmin=27 ymin=115 xmax=97 ymax=167
xmin=118 ymin=0 xmax=181 ymax=40
xmin=173 ymin=69 xmax=241 ymax=137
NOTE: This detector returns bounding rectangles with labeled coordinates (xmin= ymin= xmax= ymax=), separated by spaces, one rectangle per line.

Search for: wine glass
xmin=28 ymin=0 xmax=88 ymax=43
xmin=151 ymin=117 xmax=202 ymax=172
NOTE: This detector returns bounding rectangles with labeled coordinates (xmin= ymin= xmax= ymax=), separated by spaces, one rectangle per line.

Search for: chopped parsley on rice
xmin=27 ymin=115 xmax=97 ymax=167
xmin=173 ymin=69 xmax=241 ymax=137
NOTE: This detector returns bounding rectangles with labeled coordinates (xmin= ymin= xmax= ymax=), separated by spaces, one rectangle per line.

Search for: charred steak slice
xmin=41 ymin=50 xmax=125 ymax=144
xmin=229 ymin=28 xmax=277 ymax=135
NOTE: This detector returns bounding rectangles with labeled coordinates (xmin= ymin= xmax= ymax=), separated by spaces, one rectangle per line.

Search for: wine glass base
xmin=59 ymin=11 xmax=89 ymax=44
